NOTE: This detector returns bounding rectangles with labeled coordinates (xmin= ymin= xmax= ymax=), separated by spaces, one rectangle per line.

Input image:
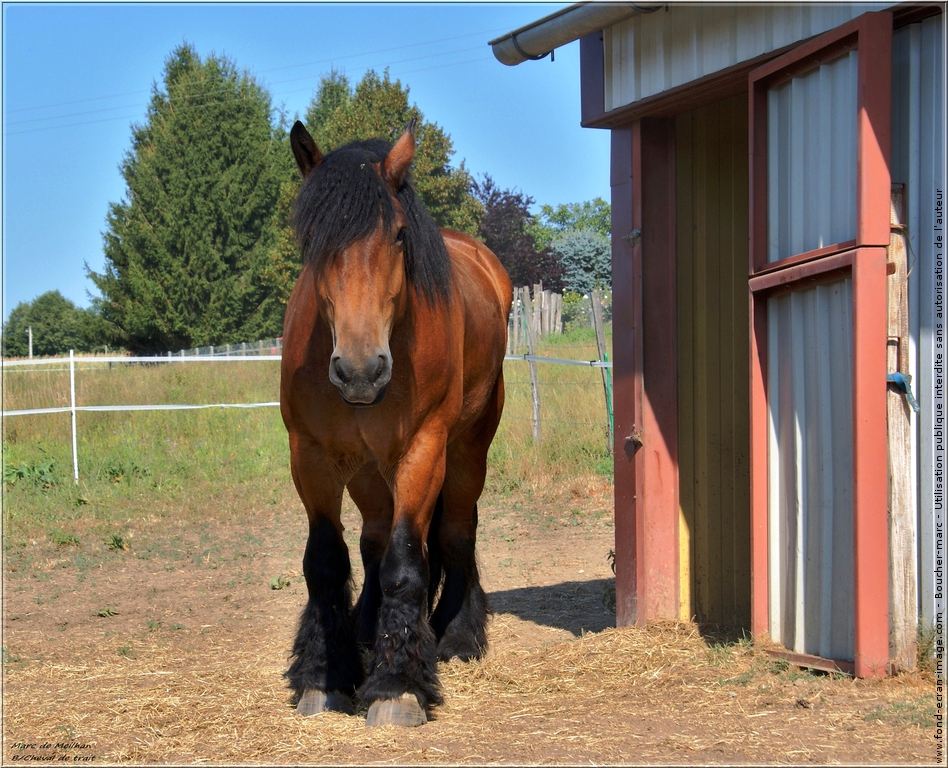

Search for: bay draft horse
xmin=280 ymin=119 xmax=511 ymax=727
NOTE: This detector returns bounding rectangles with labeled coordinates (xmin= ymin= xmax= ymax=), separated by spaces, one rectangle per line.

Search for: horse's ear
xmin=290 ymin=121 xmax=323 ymax=177
xmin=383 ymin=117 xmax=417 ymax=191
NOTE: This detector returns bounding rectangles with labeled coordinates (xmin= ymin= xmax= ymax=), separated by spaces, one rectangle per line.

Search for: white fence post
xmin=69 ymin=350 xmax=79 ymax=484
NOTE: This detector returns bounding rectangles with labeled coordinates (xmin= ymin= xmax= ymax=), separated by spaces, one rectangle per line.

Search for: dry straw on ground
xmin=2 ymin=480 xmax=938 ymax=765
xmin=3 ymin=615 xmax=937 ymax=765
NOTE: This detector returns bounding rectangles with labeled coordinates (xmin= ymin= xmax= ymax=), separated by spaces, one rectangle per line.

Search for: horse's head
xmin=290 ymin=121 xmax=419 ymax=406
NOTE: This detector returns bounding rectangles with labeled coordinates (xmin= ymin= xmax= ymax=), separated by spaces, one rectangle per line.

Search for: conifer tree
xmin=551 ymin=229 xmax=612 ymax=294
xmin=90 ymin=44 xmax=289 ymax=352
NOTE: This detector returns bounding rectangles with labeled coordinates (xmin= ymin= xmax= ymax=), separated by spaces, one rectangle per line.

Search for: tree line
xmin=2 ymin=44 xmax=611 ymax=357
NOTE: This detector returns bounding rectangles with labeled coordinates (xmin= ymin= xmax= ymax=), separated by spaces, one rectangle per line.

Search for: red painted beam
xmin=611 ymin=127 xmax=638 ymax=626
xmin=611 ymin=119 xmax=680 ymax=626
xmin=748 ymin=291 xmax=769 ymax=639
xmin=637 ymin=118 xmax=680 ymax=622
xmin=852 ymin=248 xmax=890 ymax=678
xmin=856 ymin=13 xmax=893 ymax=248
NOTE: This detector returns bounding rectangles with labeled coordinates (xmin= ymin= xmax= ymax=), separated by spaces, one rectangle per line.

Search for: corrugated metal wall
xmin=761 ymin=23 xmax=864 ymax=661
xmin=676 ymin=94 xmax=751 ymax=627
xmin=890 ymin=14 xmax=945 ymax=632
xmin=767 ymin=279 xmax=855 ymax=661
xmin=603 ymin=3 xmax=892 ymax=112
xmin=766 ymin=50 xmax=858 ymax=261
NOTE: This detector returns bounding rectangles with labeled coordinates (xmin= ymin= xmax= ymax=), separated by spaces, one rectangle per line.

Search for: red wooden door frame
xmin=747 ymin=11 xmax=892 ymax=677
xmin=612 ymin=119 xmax=680 ymax=626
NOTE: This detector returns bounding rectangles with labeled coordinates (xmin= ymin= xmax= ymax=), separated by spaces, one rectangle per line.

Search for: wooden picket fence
xmin=506 ymin=286 xmax=613 ymax=450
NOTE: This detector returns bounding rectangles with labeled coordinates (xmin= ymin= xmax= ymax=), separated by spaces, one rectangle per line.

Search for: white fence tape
xmin=2 ymin=351 xmax=612 ymax=482
xmin=3 ymin=402 xmax=282 ymax=417
xmin=1 ymin=354 xmax=281 ymax=367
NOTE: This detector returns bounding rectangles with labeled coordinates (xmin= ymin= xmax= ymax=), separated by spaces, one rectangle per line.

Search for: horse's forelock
xmin=293 ymin=138 xmax=452 ymax=306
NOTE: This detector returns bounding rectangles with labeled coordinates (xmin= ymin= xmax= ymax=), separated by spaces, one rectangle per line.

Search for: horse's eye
xmin=395 ymin=228 xmax=406 ymax=245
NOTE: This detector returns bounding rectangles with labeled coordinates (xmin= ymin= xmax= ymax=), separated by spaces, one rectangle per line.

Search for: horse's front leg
xmin=285 ymin=438 xmax=363 ymax=715
xmin=359 ymin=433 xmax=446 ymax=727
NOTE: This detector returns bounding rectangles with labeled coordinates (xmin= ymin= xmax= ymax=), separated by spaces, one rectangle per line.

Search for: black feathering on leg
xmin=432 ymin=566 xmax=490 ymax=661
xmin=285 ymin=518 xmax=363 ymax=697
xmin=359 ymin=521 xmax=443 ymax=709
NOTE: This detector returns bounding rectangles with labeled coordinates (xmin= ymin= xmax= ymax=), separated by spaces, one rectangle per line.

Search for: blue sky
xmin=1 ymin=2 xmax=611 ymax=323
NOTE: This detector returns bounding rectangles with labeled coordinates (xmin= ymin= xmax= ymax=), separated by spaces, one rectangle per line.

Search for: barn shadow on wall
xmin=488 ymin=579 xmax=616 ymax=637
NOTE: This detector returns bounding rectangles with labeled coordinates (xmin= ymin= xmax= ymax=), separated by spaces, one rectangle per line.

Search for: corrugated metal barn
xmin=492 ymin=2 xmax=945 ymax=678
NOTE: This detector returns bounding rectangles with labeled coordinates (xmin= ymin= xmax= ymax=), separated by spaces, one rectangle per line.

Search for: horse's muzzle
xmin=329 ymin=352 xmax=391 ymax=406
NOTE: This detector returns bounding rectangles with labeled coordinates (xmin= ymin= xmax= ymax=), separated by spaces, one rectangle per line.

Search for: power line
xmin=5 ymin=24 xmax=508 ymax=117
xmin=3 ymin=45 xmax=496 ymax=137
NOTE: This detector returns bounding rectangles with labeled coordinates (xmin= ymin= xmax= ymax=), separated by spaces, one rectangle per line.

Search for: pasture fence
xmin=2 ymin=307 xmax=613 ymax=482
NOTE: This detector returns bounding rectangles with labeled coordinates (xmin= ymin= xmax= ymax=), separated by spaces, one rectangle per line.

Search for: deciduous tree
xmin=472 ymin=175 xmax=562 ymax=291
xmin=530 ymin=197 xmax=611 ymax=251
xmin=2 ymin=291 xmax=106 ymax=357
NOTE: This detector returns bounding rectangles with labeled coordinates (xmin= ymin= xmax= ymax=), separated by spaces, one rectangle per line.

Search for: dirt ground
xmin=2 ymin=477 xmax=940 ymax=765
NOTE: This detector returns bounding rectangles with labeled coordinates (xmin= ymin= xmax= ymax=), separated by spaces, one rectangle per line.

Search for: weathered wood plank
xmin=887 ymin=184 xmax=917 ymax=672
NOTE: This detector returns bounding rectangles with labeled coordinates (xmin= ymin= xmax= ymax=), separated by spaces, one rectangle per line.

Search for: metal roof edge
xmin=489 ymin=2 xmax=660 ymax=66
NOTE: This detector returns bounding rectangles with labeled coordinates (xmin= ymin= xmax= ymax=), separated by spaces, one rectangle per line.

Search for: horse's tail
xmin=426 ymin=490 xmax=445 ymax=613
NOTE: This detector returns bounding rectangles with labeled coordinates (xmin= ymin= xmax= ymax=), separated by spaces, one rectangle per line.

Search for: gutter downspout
xmin=489 ymin=2 xmax=661 ymax=66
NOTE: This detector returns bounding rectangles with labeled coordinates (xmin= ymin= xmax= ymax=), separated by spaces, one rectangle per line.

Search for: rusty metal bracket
xmin=625 ymin=427 xmax=644 ymax=450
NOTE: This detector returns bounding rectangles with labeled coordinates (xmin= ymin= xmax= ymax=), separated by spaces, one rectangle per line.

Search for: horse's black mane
xmin=293 ymin=137 xmax=452 ymax=305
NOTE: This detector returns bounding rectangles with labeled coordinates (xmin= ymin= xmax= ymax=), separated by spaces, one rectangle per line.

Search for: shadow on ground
xmin=488 ymin=579 xmax=615 ymax=637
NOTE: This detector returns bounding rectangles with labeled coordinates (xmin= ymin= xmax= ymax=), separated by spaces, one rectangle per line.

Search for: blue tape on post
xmin=886 ymin=372 xmax=921 ymax=413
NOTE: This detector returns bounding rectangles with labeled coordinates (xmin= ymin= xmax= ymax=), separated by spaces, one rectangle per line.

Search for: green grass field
xmin=2 ymin=327 xmax=613 ymax=546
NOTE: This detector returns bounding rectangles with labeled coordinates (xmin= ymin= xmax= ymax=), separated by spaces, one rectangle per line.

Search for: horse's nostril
xmin=331 ymin=356 xmax=353 ymax=384
xmin=373 ymin=355 xmax=390 ymax=383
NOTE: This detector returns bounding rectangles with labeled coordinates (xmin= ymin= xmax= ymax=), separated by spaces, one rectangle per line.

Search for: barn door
xmin=747 ymin=12 xmax=892 ymax=677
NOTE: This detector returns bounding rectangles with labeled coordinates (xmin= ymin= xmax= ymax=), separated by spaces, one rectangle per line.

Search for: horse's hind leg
xmin=431 ymin=376 xmax=503 ymax=661
xmin=431 ymin=457 xmax=490 ymax=661
xmin=346 ymin=463 xmax=394 ymax=647
xmin=285 ymin=438 xmax=363 ymax=715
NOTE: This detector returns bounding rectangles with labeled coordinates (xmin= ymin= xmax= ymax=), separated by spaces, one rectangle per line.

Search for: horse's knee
xmin=379 ymin=522 xmax=428 ymax=604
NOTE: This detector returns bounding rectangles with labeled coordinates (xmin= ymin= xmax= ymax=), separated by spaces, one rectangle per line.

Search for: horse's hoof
xmin=296 ymin=689 xmax=353 ymax=716
xmin=365 ymin=693 xmax=427 ymax=727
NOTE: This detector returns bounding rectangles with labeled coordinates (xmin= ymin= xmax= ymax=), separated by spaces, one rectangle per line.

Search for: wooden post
xmin=522 ymin=286 xmax=542 ymax=441
xmin=510 ymin=295 xmax=517 ymax=354
xmin=887 ymin=184 xmax=917 ymax=672
xmin=590 ymin=289 xmax=614 ymax=452
xmin=507 ymin=311 xmax=513 ymax=354
xmin=538 ymin=290 xmax=544 ymax=338
xmin=554 ymin=292 xmax=563 ymax=335
xmin=532 ymin=283 xmax=543 ymax=342
xmin=542 ymin=290 xmax=552 ymax=338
